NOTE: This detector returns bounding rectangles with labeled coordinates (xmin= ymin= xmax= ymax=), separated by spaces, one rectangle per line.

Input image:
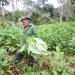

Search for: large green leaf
xmin=20 ymin=37 xmax=48 ymax=59
xmin=0 ymin=68 xmax=4 ymax=74
xmin=2 ymin=60 xmax=8 ymax=66
xmin=56 ymin=46 xmax=60 ymax=53
xmin=36 ymin=44 xmax=47 ymax=52
xmin=28 ymin=44 xmax=41 ymax=54
xmin=19 ymin=44 xmax=26 ymax=52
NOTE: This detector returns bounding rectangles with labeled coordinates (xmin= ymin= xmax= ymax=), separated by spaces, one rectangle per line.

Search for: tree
xmin=0 ymin=0 xmax=10 ymax=19
xmin=34 ymin=4 xmax=42 ymax=12
xmin=58 ymin=0 xmax=75 ymax=22
xmin=43 ymin=4 xmax=54 ymax=18
xmin=30 ymin=11 xmax=41 ymax=25
xmin=37 ymin=0 xmax=48 ymax=7
xmin=57 ymin=0 xmax=68 ymax=23
xmin=70 ymin=0 xmax=75 ymax=4
xmin=14 ymin=10 xmax=22 ymax=23
xmin=22 ymin=0 xmax=34 ymax=6
xmin=5 ymin=12 xmax=13 ymax=21
xmin=22 ymin=0 xmax=34 ymax=15
xmin=63 ymin=0 xmax=72 ymax=21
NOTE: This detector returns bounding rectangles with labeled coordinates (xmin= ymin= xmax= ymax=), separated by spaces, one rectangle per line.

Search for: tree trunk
xmin=60 ymin=15 xmax=62 ymax=23
xmin=11 ymin=0 xmax=16 ymax=27
xmin=66 ymin=17 xmax=68 ymax=22
xmin=16 ymin=0 xmax=18 ymax=10
xmin=60 ymin=6 xmax=63 ymax=23
xmin=2 ymin=4 xmax=4 ymax=19
xmin=13 ymin=12 xmax=16 ymax=27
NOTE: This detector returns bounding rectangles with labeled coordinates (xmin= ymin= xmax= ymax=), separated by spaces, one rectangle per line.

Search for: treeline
xmin=0 ymin=0 xmax=75 ymax=25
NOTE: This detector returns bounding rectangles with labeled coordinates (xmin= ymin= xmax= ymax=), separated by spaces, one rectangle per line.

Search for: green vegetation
xmin=39 ymin=22 xmax=75 ymax=55
xmin=0 ymin=49 xmax=8 ymax=74
xmin=0 ymin=0 xmax=75 ymax=74
xmin=20 ymin=37 xmax=48 ymax=59
xmin=0 ymin=27 xmax=23 ymax=53
xmin=0 ymin=22 xmax=75 ymax=75
xmin=0 ymin=0 xmax=75 ymax=25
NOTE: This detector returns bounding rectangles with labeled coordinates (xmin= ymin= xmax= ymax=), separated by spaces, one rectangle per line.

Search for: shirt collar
xmin=24 ymin=23 xmax=32 ymax=29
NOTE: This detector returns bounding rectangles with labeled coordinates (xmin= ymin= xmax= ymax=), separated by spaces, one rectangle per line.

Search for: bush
xmin=68 ymin=17 xmax=75 ymax=22
xmin=5 ymin=12 xmax=13 ymax=21
xmin=0 ymin=20 xmax=13 ymax=28
xmin=30 ymin=11 xmax=41 ymax=25
xmin=37 ymin=13 xmax=55 ymax=25
xmin=5 ymin=11 xmax=22 ymax=23
xmin=14 ymin=10 xmax=22 ymax=22
xmin=0 ymin=49 xmax=8 ymax=74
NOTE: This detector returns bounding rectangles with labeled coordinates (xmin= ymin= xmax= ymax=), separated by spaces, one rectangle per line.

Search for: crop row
xmin=0 ymin=22 xmax=75 ymax=54
xmin=39 ymin=22 xmax=75 ymax=55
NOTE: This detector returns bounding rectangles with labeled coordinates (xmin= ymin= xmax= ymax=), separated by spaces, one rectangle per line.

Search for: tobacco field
xmin=0 ymin=22 xmax=75 ymax=75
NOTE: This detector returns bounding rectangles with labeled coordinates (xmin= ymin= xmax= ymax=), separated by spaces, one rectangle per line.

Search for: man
xmin=10 ymin=15 xmax=39 ymax=69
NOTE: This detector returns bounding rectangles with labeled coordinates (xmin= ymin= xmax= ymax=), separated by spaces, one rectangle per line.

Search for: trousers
xmin=12 ymin=47 xmax=34 ymax=67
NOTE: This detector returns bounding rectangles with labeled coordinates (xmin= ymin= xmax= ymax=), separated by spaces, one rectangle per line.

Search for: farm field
xmin=0 ymin=22 xmax=75 ymax=75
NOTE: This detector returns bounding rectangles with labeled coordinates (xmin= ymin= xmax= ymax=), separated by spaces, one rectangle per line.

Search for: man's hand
xmin=26 ymin=43 xmax=28 ymax=45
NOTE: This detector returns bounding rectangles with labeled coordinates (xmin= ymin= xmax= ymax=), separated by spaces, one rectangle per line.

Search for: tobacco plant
xmin=0 ymin=49 xmax=8 ymax=74
xmin=39 ymin=22 xmax=75 ymax=55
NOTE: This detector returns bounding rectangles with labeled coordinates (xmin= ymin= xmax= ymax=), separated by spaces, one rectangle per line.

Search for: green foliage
xmin=1 ymin=22 xmax=75 ymax=55
xmin=37 ymin=0 xmax=48 ymax=6
xmin=53 ymin=46 xmax=64 ymax=60
xmin=0 ymin=21 xmax=13 ymax=28
xmin=43 ymin=4 xmax=54 ymax=18
xmin=0 ymin=14 xmax=3 ymax=19
xmin=39 ymin=22 xmax=75 ymax=55
xmin=0 ymin=49 xmax=8 ymax=74
xmin=0 ymin=27 xmax=23 ymax=53
xmin=50 ymin=46 xmax=75 ymax=75
xmin=24 ymin=70 xmax=50 ymax=75
xmin=23 ymin=47 xmax=75 ymax=75
xmin=14 ymin=10 xmax=22 ymax=22
xmin=34 ymin=4 xmax=42 ymax=11
xmin=37 ymin=13 xmax=55 ymax=25
xmin=4 ymin=11 xmax=22 ymax=22
xmin=20 ymin=37 xmax=48 ymax=59
xmin=5 ymin=12 xmax=13 ymax=21
xmin=0 ymin=22 xmax=75 ymax=74
xmin=30 ymin=11 xmax=41 ymax=25
xmin=69 ymin=17 xmax=75 ymax=22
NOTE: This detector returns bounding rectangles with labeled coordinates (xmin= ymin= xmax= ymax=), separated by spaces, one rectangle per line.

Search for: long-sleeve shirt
xmin=21 ymin=23 xmax=39 ymax=47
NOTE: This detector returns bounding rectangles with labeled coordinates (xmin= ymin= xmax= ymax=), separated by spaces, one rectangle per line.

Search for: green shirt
xmin=21 ymin=23 xmax=39 ymax=47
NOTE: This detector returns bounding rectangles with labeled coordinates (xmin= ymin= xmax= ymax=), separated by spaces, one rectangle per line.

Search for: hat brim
xmin=18 ymin=17 xmax=32 ymax=21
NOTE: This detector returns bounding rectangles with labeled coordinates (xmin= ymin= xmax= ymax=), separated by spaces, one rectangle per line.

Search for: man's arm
xmin=33 ymin=26 xmax=39 ymax=38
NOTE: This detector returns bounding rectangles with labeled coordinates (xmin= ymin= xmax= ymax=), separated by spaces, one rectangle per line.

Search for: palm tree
xmin=0 ymin=0 xmax=10 ymax=19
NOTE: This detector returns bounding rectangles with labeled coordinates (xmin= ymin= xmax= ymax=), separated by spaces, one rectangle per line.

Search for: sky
xmin=4 ymin=0 xmax=59 ymax=12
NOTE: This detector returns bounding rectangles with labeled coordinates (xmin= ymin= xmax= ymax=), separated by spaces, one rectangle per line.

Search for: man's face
xmin=22 ymin=19 xmax=30 ymax=27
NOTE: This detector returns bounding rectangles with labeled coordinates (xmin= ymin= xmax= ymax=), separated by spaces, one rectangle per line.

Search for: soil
xmin=4 ymin=51 xmax=75 ymax=75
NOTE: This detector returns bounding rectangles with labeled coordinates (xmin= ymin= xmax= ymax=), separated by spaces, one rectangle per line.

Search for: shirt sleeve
xmin=20 ymin=40 xmax=25 ymax=47
xmin=33 ymin=26 xmax=39 ymax=38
